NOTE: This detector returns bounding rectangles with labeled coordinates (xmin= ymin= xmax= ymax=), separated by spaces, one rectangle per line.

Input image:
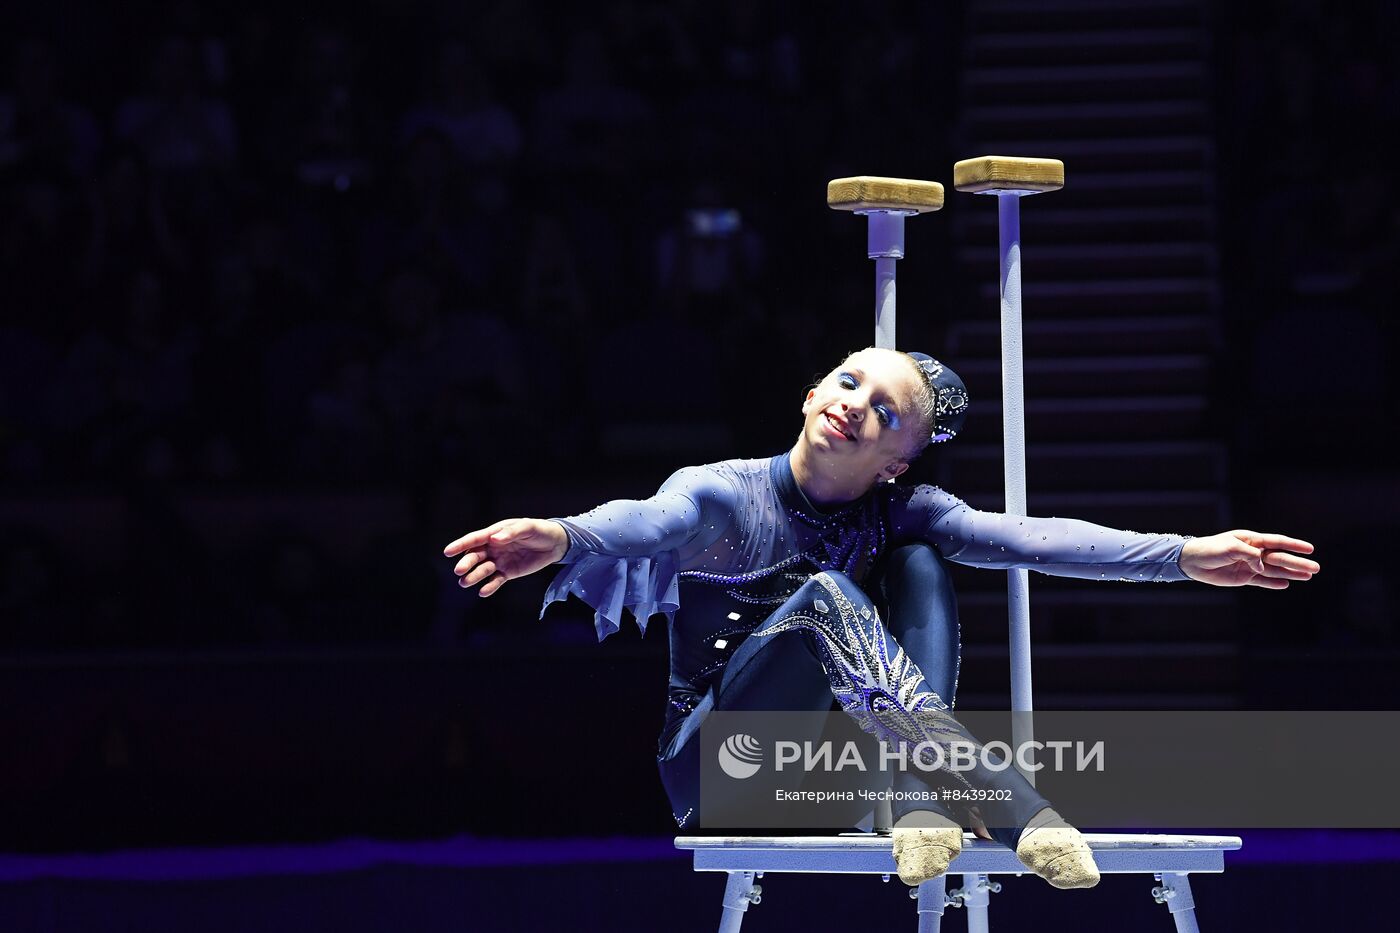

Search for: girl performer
xmin=444 ymin=346 xmax=1318 ymax=888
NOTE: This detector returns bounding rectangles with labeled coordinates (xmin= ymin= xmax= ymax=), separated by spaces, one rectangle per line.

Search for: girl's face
xmin=800 ymin=349 xmax=921 ymax=482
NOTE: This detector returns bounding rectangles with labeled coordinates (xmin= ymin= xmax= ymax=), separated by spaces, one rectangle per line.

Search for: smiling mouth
xmin=824 ymin=413 xmax=855 ymax=442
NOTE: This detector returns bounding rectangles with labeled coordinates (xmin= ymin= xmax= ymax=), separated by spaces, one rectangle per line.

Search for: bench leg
xmin=1152 ymin=872 xmax=1200 ymax=933
xmin=914 ymin=876 xmax=948 ymax=933
xmin=961 ymin=873 xmax=991 ymax=933
xmin=718 ymin=871 xmax=761 ymax=933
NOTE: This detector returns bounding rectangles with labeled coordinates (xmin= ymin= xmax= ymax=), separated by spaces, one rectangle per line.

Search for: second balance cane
xmin=954 ymin=155 xmax=1064 ymax=785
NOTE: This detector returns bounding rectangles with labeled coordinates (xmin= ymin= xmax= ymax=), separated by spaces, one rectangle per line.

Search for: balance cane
xmin=827 ymin=175 xmax=942 ymax=832
xmin=954 ymin=156 xmax=1064 ymax=785
xmin=826 ymin=176 xmax=945 ymax=351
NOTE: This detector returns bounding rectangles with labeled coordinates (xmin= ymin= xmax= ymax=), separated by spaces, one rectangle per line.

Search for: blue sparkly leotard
xmin=541 ymin=449 xmax=1191 ymax=748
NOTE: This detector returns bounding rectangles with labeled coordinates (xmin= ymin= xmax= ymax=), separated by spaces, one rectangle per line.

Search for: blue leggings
xmin=658 ymin=543 xmax=1049 ymax=848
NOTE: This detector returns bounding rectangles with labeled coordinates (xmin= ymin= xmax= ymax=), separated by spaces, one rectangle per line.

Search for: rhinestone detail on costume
xmin=749 ymin=572 xmax=975 ymax=790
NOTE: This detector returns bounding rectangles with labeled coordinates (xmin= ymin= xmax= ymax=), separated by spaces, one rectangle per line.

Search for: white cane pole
xmin=954 ymin=156 xmax=1064 ymax=784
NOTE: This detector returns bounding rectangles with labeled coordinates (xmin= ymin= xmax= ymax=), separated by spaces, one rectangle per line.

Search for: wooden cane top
xmin=953 ymin=156 xmax=1064 ymax=193
xmin=827 ymin=176 xmax=945 ymax=213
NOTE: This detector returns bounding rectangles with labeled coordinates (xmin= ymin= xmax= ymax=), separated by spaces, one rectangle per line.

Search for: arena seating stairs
xmin=946 ymin=0 xmax=1235 ymax=713
xmin=963 ymin=205 xmax=1214 ymax=243
xmin=967 ymin=101 xmax=1210 ymax=137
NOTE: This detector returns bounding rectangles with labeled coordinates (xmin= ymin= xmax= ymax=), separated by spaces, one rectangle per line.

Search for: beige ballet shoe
xmin=892 ymin=811 xmax=963 ymax=886
xmin=1015 ymin=808 xmax=1100 ymax=889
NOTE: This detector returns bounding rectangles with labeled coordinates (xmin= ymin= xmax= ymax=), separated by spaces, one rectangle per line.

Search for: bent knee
xmin=887 ymin=542 xmax=952 ymax=582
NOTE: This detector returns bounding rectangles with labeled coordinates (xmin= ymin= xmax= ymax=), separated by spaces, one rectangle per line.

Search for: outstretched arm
xmin=899 ymin=485 xmax=1319 ymax=585
xmin=1178 ymin=530 xmax=1318 ymax=589
xmin=442 ymin=463 xmax=737 ymax=599
xmin=907 ymin=490 xmax=1190 ymax=582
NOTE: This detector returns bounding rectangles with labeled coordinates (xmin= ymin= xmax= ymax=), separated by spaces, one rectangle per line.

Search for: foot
xmin=966 ymin=806 xmax=995 ymax=842
xmin=892 ymin=810 xmax=963 ymax=886
xmin=1014 ymin=808 xmax=1100 ymax=889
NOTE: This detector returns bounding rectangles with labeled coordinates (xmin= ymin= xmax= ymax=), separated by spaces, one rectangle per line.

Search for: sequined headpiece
xmin=906 ymin=352 xmax=969 ymax=444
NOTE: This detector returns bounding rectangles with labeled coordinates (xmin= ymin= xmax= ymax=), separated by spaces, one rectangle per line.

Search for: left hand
xmin=1178 ymin=531 xmax=1319 ymax=589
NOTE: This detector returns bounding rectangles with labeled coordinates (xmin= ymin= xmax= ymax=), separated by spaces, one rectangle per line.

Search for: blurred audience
xmin=0 ymin=0 xmax=1390 ymax=651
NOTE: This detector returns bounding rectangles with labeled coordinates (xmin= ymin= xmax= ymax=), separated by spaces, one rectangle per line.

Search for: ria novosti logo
xmin=716 ymin=732 xmax=1106 ymax=780
xmin=718 ymin=733 xmax=764 ymax=779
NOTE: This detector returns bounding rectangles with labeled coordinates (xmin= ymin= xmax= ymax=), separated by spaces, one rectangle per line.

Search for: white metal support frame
xmin=677 ymin=835 xmax=1238 ymax=933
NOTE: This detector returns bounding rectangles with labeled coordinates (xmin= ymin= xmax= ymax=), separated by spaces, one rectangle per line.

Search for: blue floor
xmin=2 ymin=831 xmax=1397 ymax=931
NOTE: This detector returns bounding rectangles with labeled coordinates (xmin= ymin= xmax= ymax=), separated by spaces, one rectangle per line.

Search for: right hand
xmin=1178 ymin=530 xmax=1318 ymax=589
xmin=443 ymin=518 xmax=569 ymax=597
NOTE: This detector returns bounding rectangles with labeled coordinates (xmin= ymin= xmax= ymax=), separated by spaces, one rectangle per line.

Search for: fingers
xmin=1235 ymin=530 xmax=1315 ymax=555
xmin=459 ymin=563 xmax=506 ymax=597
xmin=1258 ymin=564 xmax=1312 ymax=581
xmin=488 ymin=523 xmax=523 ymax=545
xmin=446 ymin=519 xmax=533 ymax=599
xmin=454 ymin=550 xmax=482 ymax=577
xmin=1221 ymin=531 xmax=1320 ymax=583
xmin=1261 ymin=550 xmax=1319 ymax=580
xmin=443 ymin=532 xmax=481 ymax=558
xmin=461 ymin=559 xmax=497 ymax=588
xmin=1264 ymin=550 xmax=1320 ymax=575
xmin=447 ymin=517 xmax=535 ymax=556
xmin=443 ymin=520 xmax=511 ymax=557
xmin=1224 ymin=539 xmax=1265 ymax=575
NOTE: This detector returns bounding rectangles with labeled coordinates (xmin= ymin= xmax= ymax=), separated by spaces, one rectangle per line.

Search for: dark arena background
xmin=1 ymin=0 xmax=1397 ymax=930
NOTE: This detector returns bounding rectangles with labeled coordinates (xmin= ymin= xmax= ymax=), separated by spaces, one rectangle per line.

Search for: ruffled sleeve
xmin=539 ymin=548 xmax=681 ymax=641
xmin=536 ymin=463 xmax=738 ymax=641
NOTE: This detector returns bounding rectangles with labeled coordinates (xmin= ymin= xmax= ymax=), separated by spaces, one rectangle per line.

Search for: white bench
xmin=676 ymin=832 xmax=1241 ymax=932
